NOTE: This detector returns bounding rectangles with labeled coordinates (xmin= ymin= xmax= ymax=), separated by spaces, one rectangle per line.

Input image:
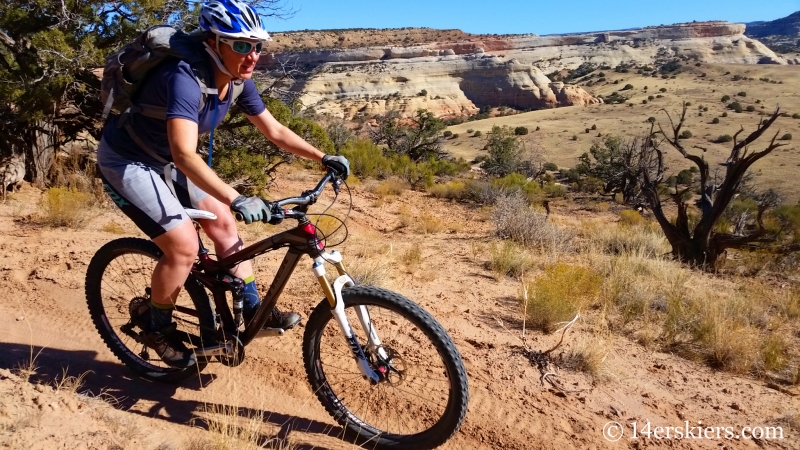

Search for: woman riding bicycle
xmin=96 ymin=0 xmax=349 ymax=368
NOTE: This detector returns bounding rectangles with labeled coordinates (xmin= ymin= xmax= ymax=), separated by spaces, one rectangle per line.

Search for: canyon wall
xmin=258 ymin=22 xmax=786 ymax=119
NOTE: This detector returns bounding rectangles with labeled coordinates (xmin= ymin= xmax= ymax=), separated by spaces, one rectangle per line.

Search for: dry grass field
xmin=444 ymin=62 xmax=800 ymax=198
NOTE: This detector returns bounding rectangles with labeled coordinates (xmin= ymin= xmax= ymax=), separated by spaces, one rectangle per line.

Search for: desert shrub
xmin=737 ymin=91 xmax=747 ymax=97
xmin=676 ymin=169 xmax=694 ymax=185
xmin=571 ymin=135 xmax=578 ymax=141
xmin=621 ymin=83 xmax=634 ymax=90
xmin=467 ymin=129 xmax=474 ymax=134
xmin=514 ymin=126 xmax=529 ymax=136
xmin=715 ymin=134 xmax=733 ymax=143
xmin=647 ymin=117 xmax=656 ymax=123
xmin=493 ymin=192 xmax=573 ymax=251
xmin=392 ymin=155 xmax=434 ymax=189
xmin=746 ymin=105 xmax=755 ymax=112
xmin=340 ymin=139 xmax=392 ymax=178
xmin=38 ymin=187 xmax=96 ymax=228
xmin=721 ymin=95 xmax=730 ymax=102
xmin=473 ymin=130 xmax=482 ymax=137
xmin=543 ymin=182 xmax=567 ymax=197
xmin=792 ymin=114 xmax=800 ymax=119
xmin=418 ymin=89 xmax=427 ymax=96
xmin=659 ymin=87 xmax=667 ymax=92
xmin=712 ymin=117 xmax=720 ymax=124
xmin=780 ymin=133 xmax=793 ymax=141
xmin=678 ymin=130 xmax=692 ymax=139
xmin=543 ymin=162 xmax=559 ymax=171
xmin=591 ymin=124 xmax=597 ymax=130
xmin=722 ymin=112 xmax=728 ymax=117
xmin=728 ymin=102 xmax=743 ymax=113
xmin=443 ymin=130 xmax=452 ymax=138
xmin=522 ymin=263 xmax=602 ymax=332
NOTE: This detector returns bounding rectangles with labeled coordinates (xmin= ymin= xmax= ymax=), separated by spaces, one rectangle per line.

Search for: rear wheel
xmin=303 ymin=286 xmax=469 ymax=449
xmin=85 ymin=238 xmax=213 ymax=383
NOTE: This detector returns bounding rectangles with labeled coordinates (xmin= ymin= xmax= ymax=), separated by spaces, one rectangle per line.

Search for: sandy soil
xmin=0 ymin=169 xmax=798 ymax=449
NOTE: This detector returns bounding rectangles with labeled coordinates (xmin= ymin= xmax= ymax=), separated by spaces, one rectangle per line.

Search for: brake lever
xmin=267 ymin=203 xmax=285 ymax=225
xmin=332 ymin=177 xmax=342 ymax=195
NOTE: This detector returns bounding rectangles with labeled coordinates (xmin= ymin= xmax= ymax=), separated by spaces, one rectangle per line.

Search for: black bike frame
xmin=188 ymin=219 xmax=324 ymax=346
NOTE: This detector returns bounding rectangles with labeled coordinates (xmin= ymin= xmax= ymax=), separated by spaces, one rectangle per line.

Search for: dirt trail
xmin=0 ymin=174 xmax=798 ymax=449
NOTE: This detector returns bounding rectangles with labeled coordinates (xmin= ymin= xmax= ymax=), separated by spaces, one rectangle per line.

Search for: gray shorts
xmin=97 ymin=138 xmax=210 ymax=239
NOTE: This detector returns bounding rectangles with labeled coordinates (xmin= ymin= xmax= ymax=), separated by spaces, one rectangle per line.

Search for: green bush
xmin=676 ymin=169 xmax=694 ymax=185
xmin=721 ymin=95 xmax=730 ymax=102
xmin=746 ymin=105 xmax=755 ymax=112
xmin=737 ymin=91 xmax=746 ymax=97
xmin=473 ymin=130 xmax=482 ymax=137
xmin=679 ymin=130 xmax=692 ymax=139
xmin=543 ymin=162 xmax=559 ymax=171
xmin=792 ymin=114 xmax=800 ymax=119
xmin=443 ymin=130 xmax=453 ymax=138
xmin=712 ymin=117 xmax=720 ymax=124
xmin=418 ymin=89 xmax=427 ymax=96
xmin=392 ymin=155 xmax=434 ymax=189
xmin=591 ymin=124 xmax=597 ymax=130
xmin=722 ymin=112 xmax=728 ymax=117
xmin=728 ymin=102 xmax=743 ymax=113
xmin=340 ymin=139 xmax=392 ymax=178
xmin=514 ymin=126 xmax=529 ymax=136
xmin=622 ymin=84 xmax=634 ymax=90
xmin=780 ymin=133 xmax=793 ymax=141
xmin=715 ymin=134 xmax=733 ymax=143
xmin=543 ymin=182 xmax=567 ymax=198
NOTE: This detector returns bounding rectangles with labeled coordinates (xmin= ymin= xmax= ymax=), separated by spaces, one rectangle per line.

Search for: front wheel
xmin=303 ymin=286 xmax=469 ymax=450
xmin=85 ymin=238 xmax=212 ymax=383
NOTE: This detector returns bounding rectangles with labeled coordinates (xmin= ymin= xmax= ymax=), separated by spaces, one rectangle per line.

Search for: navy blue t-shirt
xmin=102 ymin=58 xmax=266 ymax=167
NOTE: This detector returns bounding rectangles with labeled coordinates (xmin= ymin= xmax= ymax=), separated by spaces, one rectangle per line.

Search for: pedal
xmin=255 ymin=327 xmax=285 ymax=338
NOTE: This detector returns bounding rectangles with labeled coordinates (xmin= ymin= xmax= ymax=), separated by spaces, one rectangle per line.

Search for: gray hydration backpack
xmin=100 ymin=25 xmax=244 ymax=163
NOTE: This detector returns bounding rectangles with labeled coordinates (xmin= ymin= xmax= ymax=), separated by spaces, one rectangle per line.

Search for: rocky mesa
xmin=258 ymin=21 xmax=786 ymax=119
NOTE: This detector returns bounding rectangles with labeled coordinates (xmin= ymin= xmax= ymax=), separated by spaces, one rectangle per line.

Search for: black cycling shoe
xmin=246 ymin=305 xmax=301 ymax=330
xmin=140 ymin=323 xmax=197 ymax=368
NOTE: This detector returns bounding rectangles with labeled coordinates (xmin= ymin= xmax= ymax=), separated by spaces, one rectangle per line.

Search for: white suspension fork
xmin=313 ymin=252 xmax=380 ymax=382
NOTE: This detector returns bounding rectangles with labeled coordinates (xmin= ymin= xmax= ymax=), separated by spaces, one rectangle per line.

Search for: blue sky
xmin=263 ymin=0 xmax=799 ymax=35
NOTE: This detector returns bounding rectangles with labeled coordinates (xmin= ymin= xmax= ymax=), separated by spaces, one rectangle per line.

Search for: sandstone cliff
xmin=258 ymin=22 xmax=785 ymax=119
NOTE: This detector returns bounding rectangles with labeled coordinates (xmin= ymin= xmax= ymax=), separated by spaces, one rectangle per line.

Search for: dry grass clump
xmin=184 ymin=404 xmax=273 ymax=450
xmin=400 ymin=244 xmax=423 ymax=268
xmin=522 ymin=263 xmax=602 ymax=333
xmin=494 ymin=193 xmax=574 ymax=253
xmin=413 ymin=211 xmax=444 ymax=234
xmin=37 ymin=187 xmax=98 ymax=228
xmin=562 ymin=334 xmax=612 ymax=379
xmin=369 ymin=177 xmax=406 ymax=198
xmin=428 ymin=180 xmax=468 ymax=200
xmin=580 ymin=221 xmax=667 ymax=258
xmin=488 ymin=241 xmax=532 ymax=278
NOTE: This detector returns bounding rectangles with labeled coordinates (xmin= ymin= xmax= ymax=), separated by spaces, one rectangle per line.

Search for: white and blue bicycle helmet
xmin=199 ymin=0 xmax=272 ymax=41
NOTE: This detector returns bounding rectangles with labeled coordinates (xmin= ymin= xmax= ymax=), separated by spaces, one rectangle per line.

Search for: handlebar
xmin=233 ymin=170 xmax=343 ymax=223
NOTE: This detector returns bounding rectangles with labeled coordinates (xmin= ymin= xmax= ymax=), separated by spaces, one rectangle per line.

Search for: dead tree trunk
xmin=641 ymin=104 xmax=788 ymax=268
xmin=24 ymin=120 xmax=57 ymax=187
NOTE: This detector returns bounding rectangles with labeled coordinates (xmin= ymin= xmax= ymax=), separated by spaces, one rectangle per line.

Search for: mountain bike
xmin=84 ymin=170 xmax=469 ymax=449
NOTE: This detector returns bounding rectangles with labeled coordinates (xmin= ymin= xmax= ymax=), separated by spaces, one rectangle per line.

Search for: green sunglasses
xmin=219 ymin=37 xmax=264 ymax=55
